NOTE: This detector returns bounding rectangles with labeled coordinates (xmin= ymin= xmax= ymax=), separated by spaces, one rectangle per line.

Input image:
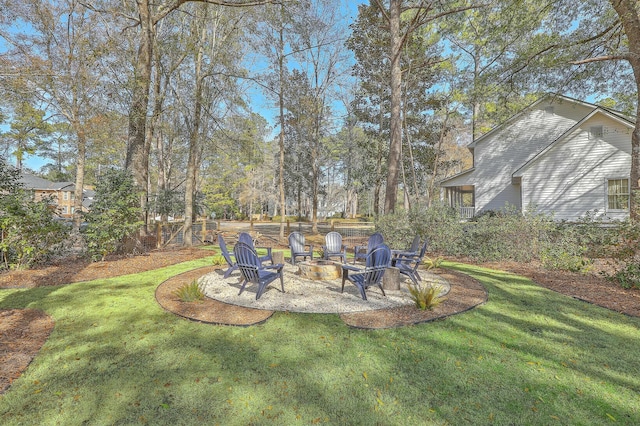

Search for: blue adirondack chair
xmin=353 ymin=232 xmax=384 ymax=264
xmin=391 ymin=235 xmax=421 ymax=260
xmin=394 ymin=241 xmax=428 ymax=286
xmin=322 ymin=231 xmax=347 ymax=262
xmin=407 ymin=235 xmax=421 ymax=254
xmin=217 ymin=234 xmax=237 ymax=278
xmin=233 ymin=242 xmax=284 ymax=300
xmin=238 ymin=232 xmax=273 ymax=264
xmin=288 ymin=232 xmax=313 ymax=265
xmin=341 ymin=244 xmax=391 ymax=300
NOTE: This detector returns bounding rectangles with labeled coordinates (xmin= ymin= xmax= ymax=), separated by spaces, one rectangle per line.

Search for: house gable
xmin=517 ymin=111 xmax=633 ymax=221
xmin=439 ymin=94 xmax=634 ymax=220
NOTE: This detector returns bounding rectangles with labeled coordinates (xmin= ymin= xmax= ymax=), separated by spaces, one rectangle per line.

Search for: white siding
xmin=471 ymin=100 xmax=592 ymax=213
xmin=522 ymin=115 xmax=631 ymax=221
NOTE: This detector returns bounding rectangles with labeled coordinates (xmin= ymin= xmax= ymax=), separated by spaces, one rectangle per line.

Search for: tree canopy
xmin=1 ymin=0 xmax=637 ymax=229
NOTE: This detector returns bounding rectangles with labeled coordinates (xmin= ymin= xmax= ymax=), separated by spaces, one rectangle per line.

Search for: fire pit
xmin=297 ymin=260 xmax=342 ymax=280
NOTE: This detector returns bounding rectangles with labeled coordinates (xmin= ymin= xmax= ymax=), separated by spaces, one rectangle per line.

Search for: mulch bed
xmin=155 ymin=266 xmax=274 ymax=326
xmin=340 ymin=269 xmax=486 ymax=329
xmin=0 ymin=309 xmax=54 ymax=394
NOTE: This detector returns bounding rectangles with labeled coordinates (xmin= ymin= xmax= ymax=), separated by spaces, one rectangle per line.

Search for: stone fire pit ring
xmin=297 ymin=260 xmax=342 ymax=280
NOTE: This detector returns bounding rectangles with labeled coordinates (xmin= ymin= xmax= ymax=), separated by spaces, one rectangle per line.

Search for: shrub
xmin=408 ymin=283 xmax=446 ymax=310
xmin=599 ymin=219 xmax=640 ymax=288
xmin=539 ymin=224 xmax=591 ymax=272
xmin=0 ymin=160 xmax=69 ymax=269
xmin=462 ymin=205 xmax=554 ymax=262
xmin=82 ymin=169 xmax=143 ymax=261
xmin=173 ymin=280 xmax=205 ymax=302
xmin=375 ymin=211 xmax=416 ymax=249
xmin=610 ymin=263 xmax=640 ymax=289
xmin=375 ymin=204 xmax=465 ymax=255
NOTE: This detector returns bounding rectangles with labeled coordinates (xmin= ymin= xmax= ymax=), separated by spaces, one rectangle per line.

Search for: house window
xmin=590 ymin=125 xmax=604 ymax=139
xmin=61 ymin=206 xmax=68 ymax=214
xmin=71 ymin=192 xmax=75 ymax=200
xmin=607 ymin=179 xmax=629 ymax=211
xmin=63 ymin=191 xmax=69 ymax=200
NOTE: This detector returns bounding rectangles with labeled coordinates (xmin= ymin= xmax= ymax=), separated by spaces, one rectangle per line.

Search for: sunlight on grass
xmin=0 ymin=259 xmax=638 ymax=424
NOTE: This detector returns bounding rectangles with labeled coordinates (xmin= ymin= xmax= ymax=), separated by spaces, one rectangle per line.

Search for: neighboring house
xmin=18 ymin=173 xmax=93 ymax=218
xmin=439 ymin=94 xmax=634 ymax=221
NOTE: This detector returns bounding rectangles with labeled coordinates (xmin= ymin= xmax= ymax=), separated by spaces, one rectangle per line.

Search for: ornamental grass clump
xmin=173 ymin=280 xmax=205 ymax=302
xmin=423 ymin=256 xmax=444 ymax=270
xmin=408 ymin=283 xmax=446 ymax=310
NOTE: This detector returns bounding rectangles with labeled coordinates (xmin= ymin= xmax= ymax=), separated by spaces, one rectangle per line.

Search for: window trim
xmin=606 ymin=177 xmax=629 ymax=212
xmin=589 ymin=125 xmax=604 ymax=140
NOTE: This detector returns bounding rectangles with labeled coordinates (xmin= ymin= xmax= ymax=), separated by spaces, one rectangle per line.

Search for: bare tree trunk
xmin=125 ymin=0 xmax=152 ymax=214
xmin=278 ymin=11 xmax=287 ymax=238
xmin=428 ymin=107 xmax=451 ymax=207
xmin=609 ymin=0 xmax=640 ymax=221
xmin=384 ymin=0 xmax=402 ymax=214
xmin=145 ymin=47 xmax=164 ymax=230
xmin=184 ymin=7 xmax=208 ymax=246
xmin=72 ymin=123 xmax=85 ymax=231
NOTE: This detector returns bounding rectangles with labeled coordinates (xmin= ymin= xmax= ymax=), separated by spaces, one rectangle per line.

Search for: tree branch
xmin=155 ymin=0 xmax=281 ymax=25
xmin=372 ymin=0 xmax=390 ymax=24
xmin=569 ymin=54 xmax=629 ymax=65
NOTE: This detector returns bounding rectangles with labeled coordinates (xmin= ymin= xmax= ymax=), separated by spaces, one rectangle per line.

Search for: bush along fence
xmin=375 ymin=204 xmax=640 ymax=289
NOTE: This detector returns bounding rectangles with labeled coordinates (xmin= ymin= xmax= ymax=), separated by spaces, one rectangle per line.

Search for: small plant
xmin=408 ymin=283 xmax=446 ymax=310
xmin=423 ymin=256 xmax=444 ymax=270
xmin=610 ymin=263 xmax=640 ymax=289
xmin=173 ymin=280 xmax=205 ymax=302
xmin=211 ymin=255 xmax=227 ymax=266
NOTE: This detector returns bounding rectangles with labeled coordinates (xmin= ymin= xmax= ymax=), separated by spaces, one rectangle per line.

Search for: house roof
xmin=440 ymin=94 xmax=635 ymax=186
xmin=19 ymin=173 xmax=74 ymax=191
xmin=467 ymin=93 xmax=620 ymax=149
xmin=438 ymin=168 xmax=475 ymax=186
xmin=512 ymin=106 xmax=635 ymax=178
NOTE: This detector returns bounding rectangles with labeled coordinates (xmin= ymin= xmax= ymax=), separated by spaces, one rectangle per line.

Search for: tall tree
xmin=116 ymin=0 xmax=275 ymax=227
xmin=249 ymin=1 xmax=304 ymax=237
xmin=0 ymin=102 xmax=51 ymax=170
xmin=291 ymin=0 xmax=348 ymax=232
xmin=606 ymin=0 xmax=640 ymax=220
xmin=443 ymin=1 xmax=551 ymax=138
xmin=371 ymin=0 xmax=481 ymax=213
xmin=0 ymin=0 xmax=109 ymax=230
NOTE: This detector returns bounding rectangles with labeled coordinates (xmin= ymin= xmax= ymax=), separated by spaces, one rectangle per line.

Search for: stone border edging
xmin=339 ymin=269 xmax=487 ymax=329
xmin=155 ymin=266 xmax=274 ymax=326
xmin=156 ymin=267 xmax=487 ymax=329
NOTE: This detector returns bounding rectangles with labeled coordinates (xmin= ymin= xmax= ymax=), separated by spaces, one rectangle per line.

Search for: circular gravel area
xmin=199 ymin=263 xmax=450 ymax=314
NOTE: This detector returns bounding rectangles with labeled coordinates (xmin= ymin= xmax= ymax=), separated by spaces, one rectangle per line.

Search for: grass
xmin=0 ymin=259 xmax=639 ymax=425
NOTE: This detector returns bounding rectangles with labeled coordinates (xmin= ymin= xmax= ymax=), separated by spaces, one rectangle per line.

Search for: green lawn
xmin=0 ymin=259 xmax=638 ymax=425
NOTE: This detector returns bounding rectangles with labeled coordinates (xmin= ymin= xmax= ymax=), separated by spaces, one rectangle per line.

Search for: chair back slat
xmin=408 ymin=235 xmax=420 ymax=253
xmin=325 ymin=231 xmax=342 ymax=252
xmin=218 ymin=235 xmax=234 ymax=265
xmin=288 ymin=232 xmax=306 ymax=252
xmin=364 ymin=244 xmax=391 ymax=283
xmin=238 ymin=232 xmax=255 ymax=248
xmin=234 ymin=242 xmax=261 ymax=282
xmin=367 ymin=233 xmax=384 ymax=251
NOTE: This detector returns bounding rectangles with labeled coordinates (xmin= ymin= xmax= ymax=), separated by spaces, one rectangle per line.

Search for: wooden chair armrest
xmin=342 ymin=264 xmax=361 ymax=272
xmin=265 ymin=263 xmax=283 ymax=271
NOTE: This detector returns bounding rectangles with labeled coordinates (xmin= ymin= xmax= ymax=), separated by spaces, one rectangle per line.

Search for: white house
xmin=439 ymin=94 xmax=635 ymax=221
